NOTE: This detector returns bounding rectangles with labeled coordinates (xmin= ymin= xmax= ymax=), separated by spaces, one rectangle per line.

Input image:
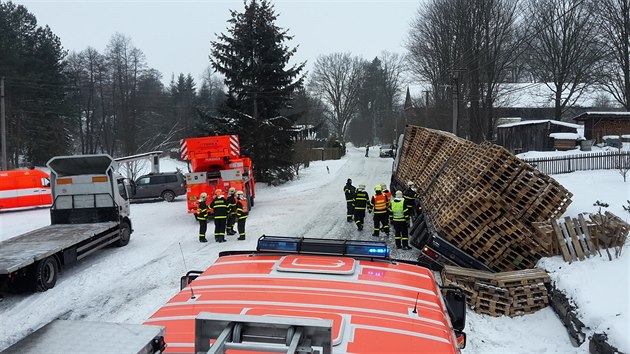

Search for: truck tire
xmin=117 ymin=222 xmax=131 ymax=247
xmin=161 ymin=190 xmax=176 ymax=202
xmin=34 ymin=257 xmax=58 ymax=292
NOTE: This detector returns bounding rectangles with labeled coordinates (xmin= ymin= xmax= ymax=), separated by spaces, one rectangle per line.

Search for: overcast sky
xmin=13 ymin=0 xmax=420 ymax=85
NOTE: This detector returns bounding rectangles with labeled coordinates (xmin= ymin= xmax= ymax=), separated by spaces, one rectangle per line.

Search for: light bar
xmin=257 ymin=236 xmax=299 ymax=253
xmin=346 ymin=241 xmax=389 ymax=258
xmin=256 ymin=236 xmax=389 ymax=259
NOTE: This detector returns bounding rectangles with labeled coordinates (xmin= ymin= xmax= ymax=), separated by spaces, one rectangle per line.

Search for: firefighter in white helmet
xmin=352 ymin=184 xmax=369 ymax=231
xmin=196 ymin=192 xmax=209 ymax=243
xmin=235 ymin=190 xmax=249 ymax=240
xmin=390 ymin=190 xmax=411 ymax=249
xmin=226 ymin=187 xmax=238 ymax=235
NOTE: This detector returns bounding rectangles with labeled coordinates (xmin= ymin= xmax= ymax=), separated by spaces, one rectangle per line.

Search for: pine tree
xmin=0 ymin=2 xmax=70 ymax=166
xmin=209 ymin=0 xmax=305 ymax=182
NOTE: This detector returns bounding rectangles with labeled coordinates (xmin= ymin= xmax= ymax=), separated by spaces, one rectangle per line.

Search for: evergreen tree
xmin=209 ymin=0 xmax=305 ymax=182
xmin=0 ymin=1 xmax=70 ymax=166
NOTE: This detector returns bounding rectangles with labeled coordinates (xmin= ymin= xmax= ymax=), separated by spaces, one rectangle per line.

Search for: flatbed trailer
xmin=0 ymin=222 xmax=120 ymax=275
xmin=0 ymin=154 xmax=133 ymax=292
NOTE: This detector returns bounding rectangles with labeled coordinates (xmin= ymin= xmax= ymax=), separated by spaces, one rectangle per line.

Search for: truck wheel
xmin=117 ymin=222 xmax=131 ymax=247
xmin=35 ymin=257 xmax=58 ymax=292
xmin=162 ymin=190 xmax=176 ymax=202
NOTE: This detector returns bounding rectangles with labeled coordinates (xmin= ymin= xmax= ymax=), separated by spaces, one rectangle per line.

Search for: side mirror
xmin=443 ymin=289 xmax=467 ymax=332
xmin=179 ymin=270 xmax=203 ymax=290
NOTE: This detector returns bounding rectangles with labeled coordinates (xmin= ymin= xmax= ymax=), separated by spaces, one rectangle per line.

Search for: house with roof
xmin=496 ymin=119 xmax=583 ymax=154
xmin=572 ymin=111 xmax=630 ymax=144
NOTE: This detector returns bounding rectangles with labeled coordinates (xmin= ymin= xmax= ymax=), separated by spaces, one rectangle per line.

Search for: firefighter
xmin=390 ymin=190 xmax=411 ymax=249
xmin=353 ymin=184 xmax=369 ymax=231
xmin=404 ymin=180 xmax=419 ymax=222
xmin=343 ymin=178 xmax=356 ymax=222
xmin=235 ymin=190 xmax=249 ymax=240
xmin=208 ymin=189 xmax=228 ymax=243
xmin=196 ymin=192 xmax=209 ymax=243
xmin=226 ymin=187 xmax=237 ymax=235
xmin=368 ymin=185 xmax=390 ymax=237
xmin=381 ymin=183 xmax=392 ymax=221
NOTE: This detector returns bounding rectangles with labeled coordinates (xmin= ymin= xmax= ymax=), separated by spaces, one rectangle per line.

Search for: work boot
xmin=402 ymin=242 xmax=411 ymax=250
xmin=357 ymin=224 xmax=363 ymax=231
xmin=395 ymin=240 xmax=402 ymax=249
xmin=347 ymin=217 xmax=353 ymax=222
xmin=227 ymin=229 xmax=236 ymax=235
xmin=199 ymin=236 xmax=208 ymax=243
xmin=238 ymin=236 xmax=245 ymax=240
xmin=372 ymin=232 xmax=379 ymax=237
xmin=219 ymin=237 xmax=226 ymax=243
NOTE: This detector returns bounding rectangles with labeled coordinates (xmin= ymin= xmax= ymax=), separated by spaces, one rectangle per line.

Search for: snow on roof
xmin=549 ymin=132 xmax=583 ymax=140
xmin=497 ymin=119 xmax=582 ymax=129
xmin=573 ymin=111 xmax=630 ymax=120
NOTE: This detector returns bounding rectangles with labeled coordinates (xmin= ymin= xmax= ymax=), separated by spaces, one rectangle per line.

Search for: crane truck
xmin=2 ymin=236 xmax=467 ymax=354
xmin=0 ymin=154 xmax=133 ymax=292
xmin=180 ymin=135 xmax=256 ymax=214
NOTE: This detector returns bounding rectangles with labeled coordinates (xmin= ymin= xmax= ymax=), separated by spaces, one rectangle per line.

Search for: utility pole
xmin=423 ymin=90 xmax=431 ymax=126
xmin=451 ymin=71 xmax=459 ymax=136
xmin=1 ymin=77 xmax=6 ymax=170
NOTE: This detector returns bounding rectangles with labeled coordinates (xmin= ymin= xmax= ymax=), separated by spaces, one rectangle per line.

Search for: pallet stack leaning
xmin=399 ymin=125 xmax=573 ymax=272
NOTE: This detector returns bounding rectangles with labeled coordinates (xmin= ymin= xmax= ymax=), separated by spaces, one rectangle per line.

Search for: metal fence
xmin=520 ymin=151 xmax=630 ymax=175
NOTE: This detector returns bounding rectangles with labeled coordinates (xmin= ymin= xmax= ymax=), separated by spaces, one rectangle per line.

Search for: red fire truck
xmin=180 ymin=135 xmax=255 ymax=214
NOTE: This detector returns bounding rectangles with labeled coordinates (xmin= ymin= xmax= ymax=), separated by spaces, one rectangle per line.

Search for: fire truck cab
xmin=145 ymin=236 xmax=468 ymax=353
xmin=180 ymin=135 xmax=255 ymax=214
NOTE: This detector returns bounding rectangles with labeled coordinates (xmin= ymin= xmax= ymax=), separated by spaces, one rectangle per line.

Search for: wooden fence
xmin=520 ymin=151 xmax=630 ymax=175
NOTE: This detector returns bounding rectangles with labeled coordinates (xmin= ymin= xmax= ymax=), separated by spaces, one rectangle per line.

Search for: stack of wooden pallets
xmin=395 ymin=125 xmax=573 ymax=271
xmin=441 ymin=265 xmax=551 ymax=317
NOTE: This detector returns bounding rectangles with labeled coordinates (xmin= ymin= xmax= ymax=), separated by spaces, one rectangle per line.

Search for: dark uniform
xmin=209 ymin=194 xmax=228 ymax=243
xmin=353 ymin=188 xmax=369 ymax=231
xmin=403 ymin=186 xmax=419 ymax=221
xmin=196 ymin=197 xmax=209 ymax=243
xmin=369 ymin=188 xmax=390 ymax=237
xmin=226 ymin=192 xmax=237 ymax=235
xmin=390 ymin=196 xmax=410 ymax=249
xmin=235 ymin=194 xmax=249 ymax=240
xmin=343 ymin=179 xmax=356 ymax=222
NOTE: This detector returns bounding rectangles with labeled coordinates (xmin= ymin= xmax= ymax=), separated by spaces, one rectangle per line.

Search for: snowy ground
xmin=0 ymin=144 xmax=628 ymax=353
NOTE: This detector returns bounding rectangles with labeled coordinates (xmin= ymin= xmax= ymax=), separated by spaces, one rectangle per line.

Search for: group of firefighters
xmin=195 ymin=187 xmax=249 ymax=243
xmin=344 ymin=178 xmax=419 ymax=250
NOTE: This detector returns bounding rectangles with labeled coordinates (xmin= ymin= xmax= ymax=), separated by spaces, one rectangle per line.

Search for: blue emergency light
xmin=256 ymin=236 xmax=389 ymax=259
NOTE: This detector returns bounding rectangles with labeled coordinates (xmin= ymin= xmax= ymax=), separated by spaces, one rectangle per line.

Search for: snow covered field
xmin=0 ymin=144 xmax=628 ymax=353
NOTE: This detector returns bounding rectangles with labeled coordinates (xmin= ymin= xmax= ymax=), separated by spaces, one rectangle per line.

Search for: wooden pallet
xmin=551 ymin=214 xmax=598 ymax=262
xmin=492 ymin=268 xmax=550 ymax=287
xmin=474 ymin=297 xmax=511 ymax=317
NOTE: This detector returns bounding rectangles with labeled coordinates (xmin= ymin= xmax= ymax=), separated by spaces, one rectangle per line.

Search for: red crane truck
xmin=180 ymin=135 xmax=256 ymax=214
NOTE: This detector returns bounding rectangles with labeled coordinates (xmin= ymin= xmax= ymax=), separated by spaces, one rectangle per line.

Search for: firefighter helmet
xmin=199 ymin=192 xmax=208 ymax=202
xmin=358 ymin=184 xmax=366 ymax=190
xmin=236 ymin=190 xmax=244 ymax=198
xmin=228 ymin=187 xmax=236 ymax=195
xmin=395 ymin=190 xmax=403 ymax=198
xmin=215 ymin=189 xmax=224 ymax=197
xmin=374 ymin=185 xmax=382 ymax=192
xmin=407 ymin=180 xmax=415 ymax=187
xmin=380 ymin=183 xmax=388 ymax=191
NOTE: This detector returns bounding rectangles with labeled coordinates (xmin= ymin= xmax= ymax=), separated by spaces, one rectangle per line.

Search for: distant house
xmin=496 ymin=119 xmax=583 ymax=153
xmin=572 ymin=111 xmax=630 ymax=144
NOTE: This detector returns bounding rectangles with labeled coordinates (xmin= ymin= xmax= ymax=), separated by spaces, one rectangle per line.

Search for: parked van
xmin=0 ymin=169 xmax=52 ymax=210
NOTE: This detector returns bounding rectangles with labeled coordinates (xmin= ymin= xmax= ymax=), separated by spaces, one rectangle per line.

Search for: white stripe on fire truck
xmin=180 ymin=140 xmax=188 ymax=160
xmin=154 ymin=300 xmax=446 ymax=327
xmin=0 ymin=189 xmax=50 ymax=199
xmin=230 ymin=135 xmax=239 ymax=156
xmin=176 ymin=284 xmax=440 ymax=309
xmin=194 ymin=273 xmax=436 ymax=296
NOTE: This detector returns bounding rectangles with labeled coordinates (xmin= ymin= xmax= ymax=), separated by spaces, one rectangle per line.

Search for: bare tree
xmin=526 ymin=0 xmax=604 ymax=119
xmin=106 ymin=33 xmax=147 ymax=156
xmin=309 ymin=53 xmax=364 ymax=140
xmin=593 ymin=0 xmax=630 ymax=110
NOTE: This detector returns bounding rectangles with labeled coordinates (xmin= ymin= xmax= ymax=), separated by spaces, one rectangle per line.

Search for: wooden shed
xmin=572 ymin=111 xmax=630 ymax=144
xmin=496 ymin=119 xmax=583 ymax=154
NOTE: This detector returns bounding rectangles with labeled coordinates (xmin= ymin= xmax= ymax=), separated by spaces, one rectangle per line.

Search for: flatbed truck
xmin=0 ymin=154 xmax=133 ymax=292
